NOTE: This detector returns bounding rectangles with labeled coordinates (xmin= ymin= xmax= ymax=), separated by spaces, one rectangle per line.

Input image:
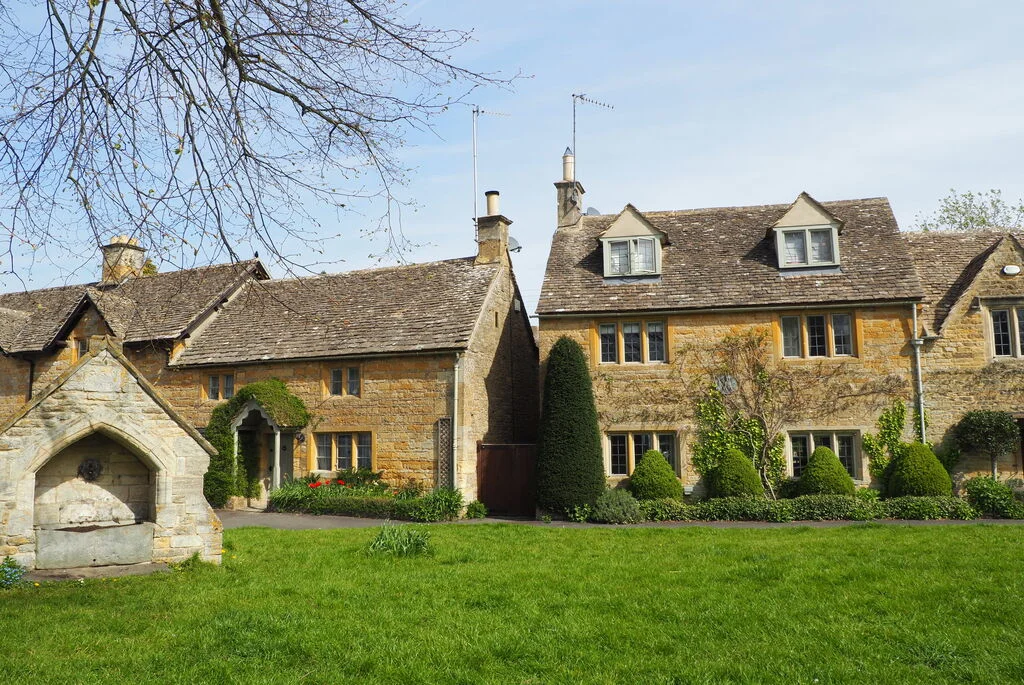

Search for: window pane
xmin=610 ymin=435 xmax=628 ymax=475
xmin=807 ymin=315 xmax=827 ymax=357
xmin=330 ymin=369 xmax=343 ymax=395
xmin=223 ymin=374 xmax=234 ymax=399
xmin=837 ymin=434 xmax=856 ymax=477
xmin=791 ymin=435 xmax=809 ymax=477
xmin=609 ymin=241 xmax=630 ymax=275
xmin=993 ymin=310 xmax=1012 ymax=356
xmin=832 ymin=314 xmax=852 ymax=356
xmin=623 ymin=323 xmax=641 ymax=362
xmin=635 ymin=238 xmax=655 ymax=272
xmin=633 ymin=433 xmax=653 ymax=471
xmin=657 ymin=433 xmax=676 ymax=471
xmin=647 ymin=322 xmax=665 ymax=362
xmin=783 ymin=232 xmax=807 ymax=265
xmin=813 ymin=434 xmax=833 ymax=452
xmin=599 ymin=324 xmax=617 ymax=363
xmin=336 ymin=434 xmax=353 ymax=470
xmin=208 ymin=376 xmax=220 ymax=400
xmin=1018 ymin=310 xmax=1024 ymax=356
xmin=356 ymin=433 xmax=372 ymax=470
xmin=347 ymin=367 xmax=361 ymax=397
xmin=315 ymin=434 xmax=332 ymax=471
xmin=782 ymin=316 xmax=802 ymax=357
xmin=810 ymin=229 xmax=834 ymax=263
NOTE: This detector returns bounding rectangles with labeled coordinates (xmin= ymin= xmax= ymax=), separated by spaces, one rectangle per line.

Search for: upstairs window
xmin=597 ymin=320 xmax=668 ymax=365
xmin=776 ymin=226 xmax=839 ymax=269
xmin=603 ymin=237 xmax=660 ymax=276
xmin=990 ymin=307 xmax=1024 ymax=357
xmin=780 ymin=313 xmax=854 ymax=358
xmin=206 ymin=373 xmax=234 ymax=400
xmin=327 ymin=365 xmax=362 ymax=397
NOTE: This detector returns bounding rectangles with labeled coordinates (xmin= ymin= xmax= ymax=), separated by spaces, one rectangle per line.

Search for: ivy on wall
xmin=862 ymin=399 xmax=908 ymax=480
xmin=203 ymin=379 xmax=311 ymax=507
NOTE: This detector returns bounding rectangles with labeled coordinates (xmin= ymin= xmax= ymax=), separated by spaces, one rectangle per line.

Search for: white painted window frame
xmin=601 ymin=236 xmax=661 ymax=277
xmin=775 ymin=224 xmax=840 ymax=269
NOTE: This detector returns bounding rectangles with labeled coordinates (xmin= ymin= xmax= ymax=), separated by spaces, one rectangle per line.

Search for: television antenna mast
xmin=471 ymin=104 xmax=510 ymax=240
xmin=571 ymin=93 xmax=614 ymax=176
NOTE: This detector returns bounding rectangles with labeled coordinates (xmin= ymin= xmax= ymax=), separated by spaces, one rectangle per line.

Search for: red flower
xmin=308 ymin=481 xmax=323 ymax=488
xmin=337 ymin=479 xmax=346 ymax=485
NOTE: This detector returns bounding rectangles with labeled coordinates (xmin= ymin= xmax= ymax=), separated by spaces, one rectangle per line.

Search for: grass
xmin=2 ymin=523 xmax=1024 ymax=683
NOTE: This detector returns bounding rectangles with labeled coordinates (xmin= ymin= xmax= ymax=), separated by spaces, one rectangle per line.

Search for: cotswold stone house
xmin=1 ymin=193 xmax=538 ymax=529
xmin=537 ymin=151 xmax=1023 ymax=489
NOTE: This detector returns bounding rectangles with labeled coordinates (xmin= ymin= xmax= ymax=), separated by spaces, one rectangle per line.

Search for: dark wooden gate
xmin=476 ymin=443 xmax=536 ymax=517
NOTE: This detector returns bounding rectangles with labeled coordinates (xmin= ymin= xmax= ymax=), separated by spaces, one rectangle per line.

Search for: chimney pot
xmin=562 ymin=148 xmax=575 ymax=182
xmin=100 ymin=235 xmax=146 ymax=283
xmin=485 ymin=190 xmax=500 ymax=216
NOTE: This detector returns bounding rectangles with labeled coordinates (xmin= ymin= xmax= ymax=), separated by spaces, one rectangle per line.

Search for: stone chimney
xmin=100 ymin=235 xmax=146 ymax=284
xmin=555 ymin=147 xmax=585 ymax=229
xmin=475 ymin=190 xmax=512 ymax=266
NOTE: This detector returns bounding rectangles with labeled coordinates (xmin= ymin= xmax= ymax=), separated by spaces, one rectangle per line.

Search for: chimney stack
xmin=475 ymin=190 xmax=512 ymax=266
xmin=100 ymin=235 xmax=146 ymax=284
xmin=555 ymin=148 xmax=585 ymax=229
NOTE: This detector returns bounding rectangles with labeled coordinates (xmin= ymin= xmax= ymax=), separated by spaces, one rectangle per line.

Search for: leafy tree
xmin=955 ymin=410 xmax=1019 ymax=478
xmin=915 ymin=189 xmax=1024 ymax=232
xmin=629 ymin=450 xmax=682 ymax=501
xmin=795 ymin=446 xmax=855 ymax=496
xmin=536 ymin=337 xmax=606 ymax=514
xmin=0 ymin=1 xmax=513 ymax=275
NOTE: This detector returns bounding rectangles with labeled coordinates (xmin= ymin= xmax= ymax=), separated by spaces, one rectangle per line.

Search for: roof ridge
xmin=254 ymin=255 xmax=480 ymax=285
xmin=583 ymin=196 xmax=889 ymax=219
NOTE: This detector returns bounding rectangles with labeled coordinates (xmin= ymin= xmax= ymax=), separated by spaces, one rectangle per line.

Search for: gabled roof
xmin=172 ymin=257 xmax=500 ymax=367
xmin=538 ymin=196 xmax=924 ymax=315
xmin=0 ymin=260 xmax=265 ymax=353
xmin=771 ymin=191 xmax=844 ymax=233
xmin=903 ymin=231 xmax=1024 ymax=334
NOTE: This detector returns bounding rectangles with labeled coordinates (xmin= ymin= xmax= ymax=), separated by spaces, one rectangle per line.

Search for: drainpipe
xmin=911 ymin=304 xmax=926 ymax=444
xmin=452 ymin=352 xmax=462 ymax=490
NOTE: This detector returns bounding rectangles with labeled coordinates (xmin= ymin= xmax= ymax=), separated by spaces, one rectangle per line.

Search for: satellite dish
xmin=586 ymin=207 xmax=601 ymax=216
xmin=508 ymin=237 xmax=523 ymax=253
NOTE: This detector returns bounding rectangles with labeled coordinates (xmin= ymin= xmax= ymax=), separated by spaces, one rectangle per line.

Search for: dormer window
xmin=779 ymin=227 xmax=838 ymax=267
xmin=605 ymin=237 xmax=659 ymax=276
xmin=771 ymin=193 xmax=844 ymax=270
xmin=599 ymin=204 xmax=666 ymax=278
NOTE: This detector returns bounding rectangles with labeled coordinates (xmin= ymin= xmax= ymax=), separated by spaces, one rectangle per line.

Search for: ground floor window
xmin=788 ymin=431 xmax=858 ymax=478
xmin=607 ymin=431 xmax=677 ymax=476
xmin=313 ymin=432 xmax=372 ymax=471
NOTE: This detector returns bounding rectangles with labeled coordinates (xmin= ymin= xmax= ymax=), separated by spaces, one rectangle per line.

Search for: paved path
xmin=219 ymin=509 xmax=1024 ymax=531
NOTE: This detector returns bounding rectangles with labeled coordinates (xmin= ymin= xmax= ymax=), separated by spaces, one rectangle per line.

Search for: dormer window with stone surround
xmin=599 ymin=204 xmax=666 ymax=278
xmin=772 ymin=193 xmax=843 ymax=270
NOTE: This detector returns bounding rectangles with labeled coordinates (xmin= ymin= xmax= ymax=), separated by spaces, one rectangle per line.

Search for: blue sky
xmin=5 ymin=0 xmax=1024 ymax=318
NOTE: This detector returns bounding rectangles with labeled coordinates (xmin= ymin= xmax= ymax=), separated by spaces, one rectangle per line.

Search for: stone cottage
xmin=537 ymin=151 xmax=1024 ymax=489
xmin=1 ymin=192 xmax=538 ymax=524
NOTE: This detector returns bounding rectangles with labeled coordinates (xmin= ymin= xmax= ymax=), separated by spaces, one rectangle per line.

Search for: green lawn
xmin=3 ymin=524 xmax=1024 ymax=684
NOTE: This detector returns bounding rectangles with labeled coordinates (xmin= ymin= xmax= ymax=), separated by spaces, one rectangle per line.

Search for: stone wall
xmin=539 ymin=304 xmax=915 ymax=488
xmin=0 ymin=346 xmax=221 ymax=568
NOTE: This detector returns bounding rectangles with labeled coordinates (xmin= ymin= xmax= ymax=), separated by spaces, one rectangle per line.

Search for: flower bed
xmin=268 ymin=477 xmax=463 ymax=522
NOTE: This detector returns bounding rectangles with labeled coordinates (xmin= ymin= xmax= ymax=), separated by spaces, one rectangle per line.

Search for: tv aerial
xmin=571 ymin=93 xmax=614 ymax=177
xmin=471 ymin=104 xmax=510 ymax=240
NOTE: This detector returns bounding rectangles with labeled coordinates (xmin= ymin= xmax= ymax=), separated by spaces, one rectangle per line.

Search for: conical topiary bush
xmin=796 ymin=446 xmax=855 ymax=496
xmin=885 ymin=442 xmax=952 ymax=497
xmin=629 ymin=449 xmax=682 ymax=500
xmin=707 ymin=448 xmax=763 ymax=498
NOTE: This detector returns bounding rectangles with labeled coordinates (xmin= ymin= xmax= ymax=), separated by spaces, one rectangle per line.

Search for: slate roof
xmin=171 ymin=257 xmax=500 ymax=367
xmin=0 ymin=261 xmax=263 ymax=353
xmin=537 ymin=197 xmax=925 ymax=315
xmin=902 ymin=231 xmax=1022 ymax=334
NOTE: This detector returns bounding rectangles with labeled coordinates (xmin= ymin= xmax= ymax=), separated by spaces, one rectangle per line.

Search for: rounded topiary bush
xmin=796 ymin=446 xmax=855 ymax=496
xmin=707 ymin=448 xmax=763 ymax=499
xmin=629 ymin=450 xmax=682 ymax=501
xmin=590 ymin=488 xmax=642 ymax=524
xmin=885 ymin=442 xmax=952 ymax=497
xmin=536 ymin=337 xmax=606 ymax=514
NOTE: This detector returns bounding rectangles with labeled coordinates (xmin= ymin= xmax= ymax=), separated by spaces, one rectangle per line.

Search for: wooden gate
xmin=476 ymin=443 xmax=536 ymax=517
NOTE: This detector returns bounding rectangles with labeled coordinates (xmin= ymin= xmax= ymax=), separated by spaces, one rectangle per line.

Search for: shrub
xmin=790 ymin=495 xmax=882 ymax=521
xmin=885 ymin=443 xmax=952 ymax=497
xmin=590 ymin=489 xmax=641 ymax=524
xmin=884 ymin=496 xmax=976 ymax=520
xmin=639 ymin=498 xmax=690 ymax=522
xmin=1 ymin=556 xmax=27 ymax=590
xmin=854 ymin=487 xmax=881 ymax=502
xmin=955 ymin=410 xmax=1019 ymax=477
xmin=629 ymin=450 xmax=682 ymax=501
xmin=464 ymin=500 xmax=488 ymax=519
xmin=796 ymin=447 xmax=855 ymax=496
xmin=565 ymin=504 xmax=592 ymax=523
xmin=404 ymin=487 xmax=463 ymax=522
xmin=536 ymin=337 xmax=606 ymax=513
xmin=267 ymin=480 xmax=463 ymax=522
xmin=365 ymin=523 xmax=432 ymax=557
xmin=692 ymin=497 xmax=793 ymax=522
xmin=707 ymin=449 xmax=763 ymax=499
xmin=962 ymin=477 xmax=1024 ymax=519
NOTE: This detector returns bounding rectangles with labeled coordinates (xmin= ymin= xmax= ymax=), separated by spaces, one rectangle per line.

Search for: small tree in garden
xmin=796 ymin=446 xmax=855 ymax=496
xmin=954 ymin=411 xmax=1019 ymax=478
xmin=536 ymin=337 xmax=606 ymax=514
xmin=629 ymin=450 xmax=682 ymax=500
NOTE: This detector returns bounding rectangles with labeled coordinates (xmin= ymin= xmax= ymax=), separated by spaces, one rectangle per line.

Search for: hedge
xmin=636 ymin=495 xmax=977 ymax=523
xmin=268 ymin=481 xmax=463 ymax=522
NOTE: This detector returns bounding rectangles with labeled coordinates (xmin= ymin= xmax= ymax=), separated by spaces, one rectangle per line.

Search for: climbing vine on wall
xmin=203 ymin=379 xmax=311 ymax=508
xmin=861 ymin=399 xmax=908 ymax=480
